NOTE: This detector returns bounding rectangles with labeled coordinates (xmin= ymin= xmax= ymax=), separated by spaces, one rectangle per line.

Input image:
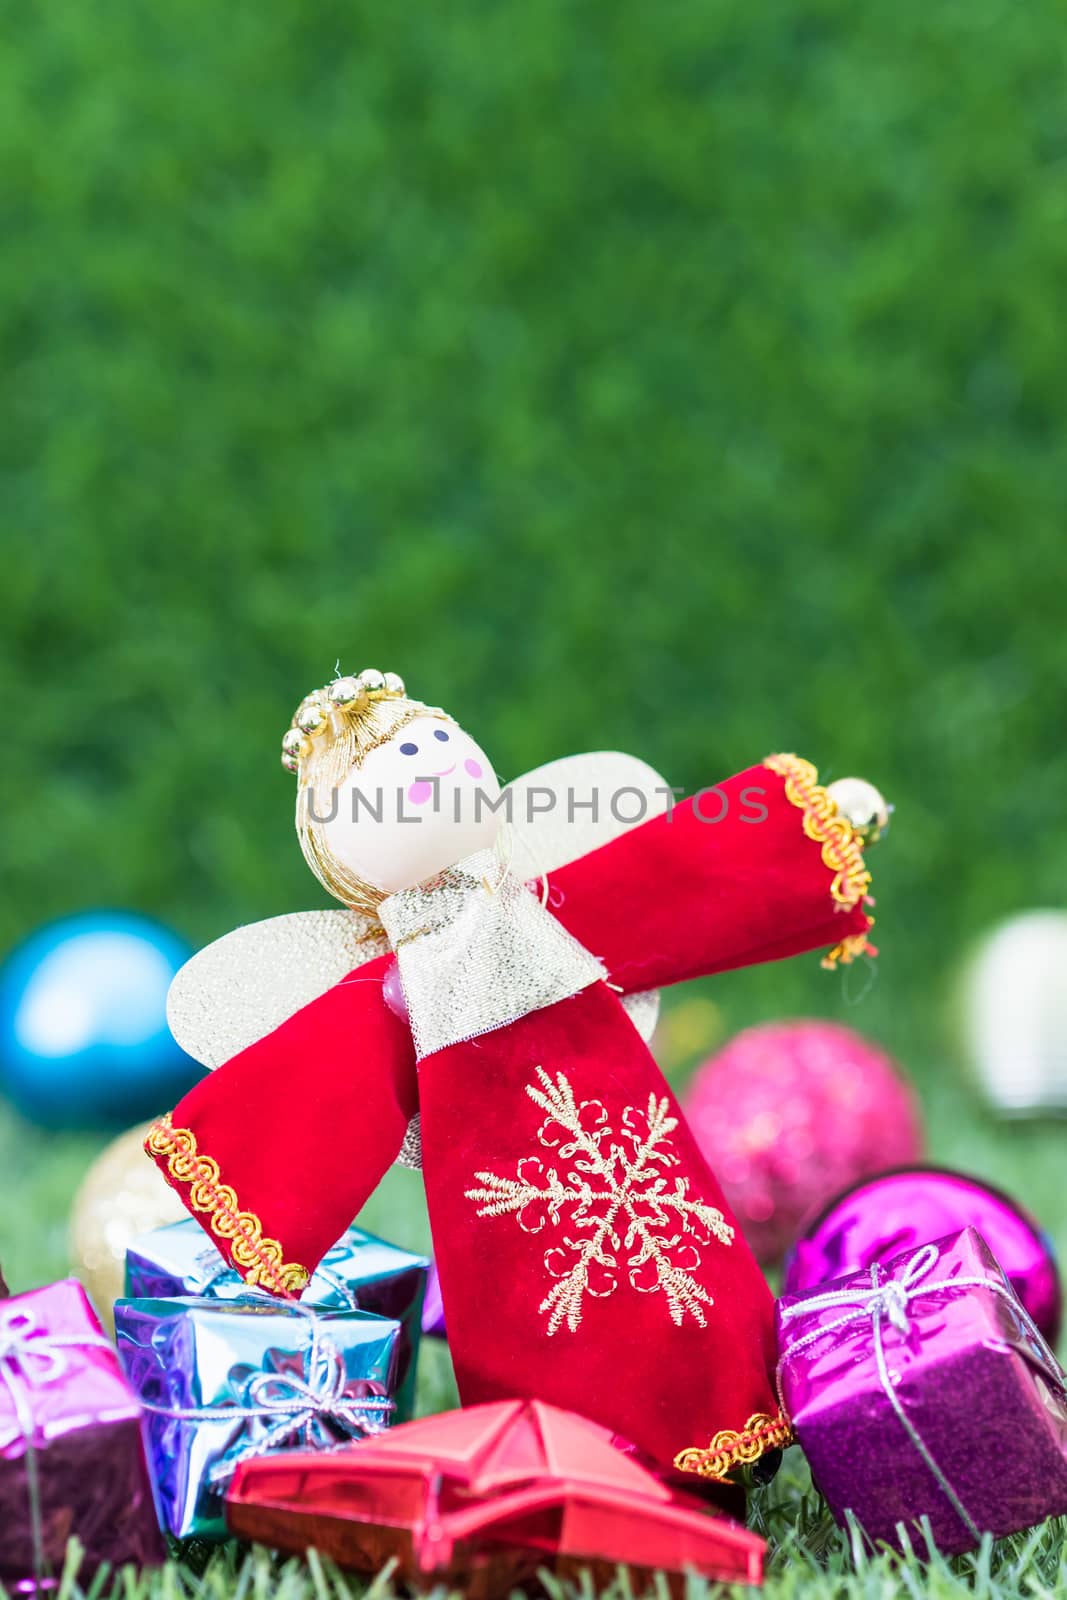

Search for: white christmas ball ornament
xmin=964 ymin=911 xmax=1067 ymax=1113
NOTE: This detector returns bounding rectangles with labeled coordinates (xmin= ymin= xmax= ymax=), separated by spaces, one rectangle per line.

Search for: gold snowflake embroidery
xmin=466 ymin=1067 xmax=734 ymax=1334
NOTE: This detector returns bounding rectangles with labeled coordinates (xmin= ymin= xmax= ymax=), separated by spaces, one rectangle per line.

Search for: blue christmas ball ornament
xmin=0 ymin=911 xmax=201 ymax=1128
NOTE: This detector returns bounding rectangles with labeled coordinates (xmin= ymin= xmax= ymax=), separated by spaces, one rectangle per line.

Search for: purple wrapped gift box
xmin=777 ymin=1226 xmax=1067 ymax=1554
xmin=0 ymin=1279 xmax=162 ymax=1589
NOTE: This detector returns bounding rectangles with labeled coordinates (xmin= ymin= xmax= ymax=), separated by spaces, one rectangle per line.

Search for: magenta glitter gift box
xmin=776 ymin=1226 xmax=1067 ymax=1555
xmin=0 ymin=1279 xmax=163 ymax=1589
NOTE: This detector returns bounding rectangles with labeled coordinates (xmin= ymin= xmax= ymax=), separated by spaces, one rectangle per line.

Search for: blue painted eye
xmin=400 ymin=742 xmax=419 ymax=756
xmin=434 ymin=729 xmax=450 ymax=742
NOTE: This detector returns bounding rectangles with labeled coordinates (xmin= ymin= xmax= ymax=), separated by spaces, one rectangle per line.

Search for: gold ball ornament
xmin=295 ymin=699 xmax=329 ymax=737
xmin=357 ymin=668 xmax=386 ymax=694
xmin=825 ymin=777 xmax=891 ymax=845
xmin=69 ymin=1120 xmax=187 ymax=1331
xmin=383 ymin=671 xmax=406 ymax=696
xmin=327 ymin=676 xmax=362 ymax=709
xmin=281 ymin=728 xmax=310 ymax=773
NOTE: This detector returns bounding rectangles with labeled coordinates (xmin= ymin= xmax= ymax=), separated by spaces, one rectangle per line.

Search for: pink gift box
xmin=0 ymin=1279 xmax=163 ymax=1588
xmin=776 ymin=1226 xmax=1067 ymax=1553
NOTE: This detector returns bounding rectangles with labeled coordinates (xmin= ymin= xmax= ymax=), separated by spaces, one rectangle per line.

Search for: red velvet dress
xmin=147 ymin=755 xmax=874 ymax=1477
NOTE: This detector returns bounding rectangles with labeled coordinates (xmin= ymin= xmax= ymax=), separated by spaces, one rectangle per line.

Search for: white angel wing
xmin=166 ymin=907 xmax=425 ymax=1169
xmin=166 ymin=751 xmax=669 ymax=1172
xmin=504 ymin=750 xmax=673 ymax=877
xmin=504 ymin=750 xmax=671 ymax=1045
xmin=166 ymin=908 xmax=389 ymax=1070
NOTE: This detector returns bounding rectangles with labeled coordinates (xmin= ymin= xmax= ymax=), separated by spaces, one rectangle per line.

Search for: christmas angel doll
xmin=150 ymin=668 xmax=888 ymax=1480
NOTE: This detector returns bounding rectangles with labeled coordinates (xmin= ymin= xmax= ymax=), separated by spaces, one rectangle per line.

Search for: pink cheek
xmin=407 ymin=780 xmax=434 ymax=805
xmin=464 ymin=759 xmax=483 ymax=779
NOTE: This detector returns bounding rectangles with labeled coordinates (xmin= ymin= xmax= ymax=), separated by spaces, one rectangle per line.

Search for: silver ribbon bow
xmin=776 ymin=1243 xmax=1063 ymax=1545
xmin=0 ymin=1306 xmax=116 ymax=1587
xmin=142 ymin=1306 xmax=394 ymax=1488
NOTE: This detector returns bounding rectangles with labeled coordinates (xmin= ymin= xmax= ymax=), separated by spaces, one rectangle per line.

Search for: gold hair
xmin=289 ymin=677 xmax=453 ymax=914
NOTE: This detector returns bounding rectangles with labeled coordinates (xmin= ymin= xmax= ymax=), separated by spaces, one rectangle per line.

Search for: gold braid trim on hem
xmin=763 ymin=753 xmax=872 ymax=913
xmin=674 ymin=1412 xmax=795 ymax=1480
xmin=145 ymin=1115 xmax=311 ymax=1297
xmin=821 ymin=927 xmax=878 ymax=971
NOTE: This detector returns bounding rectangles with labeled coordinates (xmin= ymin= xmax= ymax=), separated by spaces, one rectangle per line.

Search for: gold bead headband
xmin=281 ymin=668 xmax=407 ymax=773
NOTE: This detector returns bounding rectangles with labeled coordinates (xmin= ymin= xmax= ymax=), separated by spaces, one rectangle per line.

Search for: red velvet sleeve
xmin=546 ymin=754 xmax=875 ymax=993
xmin=145 ymin=951 xmax=417 ymax=1295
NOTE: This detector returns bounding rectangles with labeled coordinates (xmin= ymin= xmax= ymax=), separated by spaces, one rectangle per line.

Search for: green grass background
xmin=2 ymin=0 xmax=1067 ymax=1593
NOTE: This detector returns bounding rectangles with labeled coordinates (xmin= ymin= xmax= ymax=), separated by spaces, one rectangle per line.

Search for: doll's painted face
xmin=318 ymin=716 xmax=503 ymax=895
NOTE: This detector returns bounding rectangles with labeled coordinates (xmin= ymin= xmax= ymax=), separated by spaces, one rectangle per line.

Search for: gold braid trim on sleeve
xmin=763 ymin=753 xmax=876 ymax=970
xmin=763 ymin=754 xmax=871 ymax=911
xmin=674 ymin=1411 xmax=794 ymax=1480
xmin=145 ymin=1114 xmax=311 ymax=1297
xmin=820 ymin=928 xmax=877 ymax=972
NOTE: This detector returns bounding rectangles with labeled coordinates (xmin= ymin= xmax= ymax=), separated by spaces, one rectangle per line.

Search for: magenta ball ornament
xmin=683 ymin=1019 xmax=924 ymax=1264
xmin=783 ymin=1166 xmax=1061 ymax=1347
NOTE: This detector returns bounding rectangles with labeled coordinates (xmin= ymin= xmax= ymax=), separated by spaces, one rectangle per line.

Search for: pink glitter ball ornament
xmin=683 ymin=1019 xmax=924 ymax=1264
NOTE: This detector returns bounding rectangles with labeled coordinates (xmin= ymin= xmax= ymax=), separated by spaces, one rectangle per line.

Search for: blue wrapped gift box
xmin=116 ymin=1295 xmax=400 ymax=1540
xmin=125 ymin=1219 xmax=428 ymax=1419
